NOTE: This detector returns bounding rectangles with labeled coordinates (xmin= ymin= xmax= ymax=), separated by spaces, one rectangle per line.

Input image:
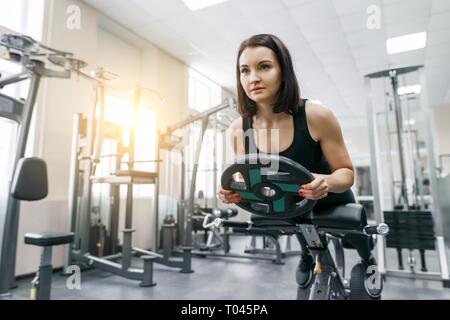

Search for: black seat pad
xmin=24 ymin=232 xmax=74 ymax=247
xmin=251 ymin=203 xmax=367 ymax=231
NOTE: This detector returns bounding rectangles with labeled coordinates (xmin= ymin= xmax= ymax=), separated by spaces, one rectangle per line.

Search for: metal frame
xmin=157 ymin=99 xmax=234 ymax=248
xmin=0 ymin=33 xmax=80 ymax=295
xmin=364 ymin=66 xmax=450 ymax=287
xmin=65 ymin=81 xmax=194 ymax=286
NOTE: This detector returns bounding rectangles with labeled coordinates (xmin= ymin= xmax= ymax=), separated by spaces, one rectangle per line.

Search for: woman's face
xmin=239 ymin=46 xmax=282 ymax=106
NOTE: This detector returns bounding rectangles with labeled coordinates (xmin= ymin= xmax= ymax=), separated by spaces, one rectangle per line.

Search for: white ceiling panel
xmin=431 ymin=0 xmax=450 ymax=14
xmin=427 ymin=28 xmax=450 ymax=46
xmin=251 ymin=10 xmax=299 ymax=34
xmin=429 ymin=11 xmax=450 ymax=31
xmin=332 ymin=0 xmax=381 ymax=16
xmin=233 ymin=0 xmax=286 ymax=17
xmin=426 ymin=43 xmax=450 ymax=58
xmin=131 ymin=0 xmax=190 ymax=21
xmin=383 ymin=0 xmax=432 ymax=25
xmin=281 ymin=0 xmax=315 ymax=8
xmin=346 ymin=29 xmax=385 ymax=48
xmin=133 ymin=21 xmax=181 ymax=45
xmin=339 ymin=13 xmax=370 ymax=34
xmin=308 ymin=36 xmax=348 ymax=55
xmin=289 ymin=0 xmax=337 ymax=26
xmin=162 ymin=13 xmax=208 ymax=38
xmin=388 ymin=50 xmax=425 ymax=67
xmin=83 ymin=0 xmax=450 ymax=125
xmin=102 ymin=3 xmax=157 ymax=29
xmin=84 ymin=0 xmax=118 ymax=11
xmin=385 ymin=16 xmax=429 ymax=38
xmin=300 ymin=19 xmax=343 ymax=42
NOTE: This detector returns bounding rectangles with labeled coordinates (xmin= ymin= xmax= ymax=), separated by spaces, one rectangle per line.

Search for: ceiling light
xmin=386 ymin=32 xmax=427 ymax=54
xmin=181 ymin=0 xmax=228 ymax=11
xmin=398 ymin=85 xmax=421 ymax=95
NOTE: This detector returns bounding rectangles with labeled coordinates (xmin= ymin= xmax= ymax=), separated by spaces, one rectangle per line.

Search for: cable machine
xmin=365 ymin=65 xmax=450 ymax=287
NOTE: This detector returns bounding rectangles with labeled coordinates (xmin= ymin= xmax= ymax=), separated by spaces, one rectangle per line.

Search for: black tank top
xmin=242 ymin=98 xmax=355 ymax=207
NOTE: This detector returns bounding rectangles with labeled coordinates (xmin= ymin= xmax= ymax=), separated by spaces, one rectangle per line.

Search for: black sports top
xmin=241 ymin=98 xmax=355 ymax=207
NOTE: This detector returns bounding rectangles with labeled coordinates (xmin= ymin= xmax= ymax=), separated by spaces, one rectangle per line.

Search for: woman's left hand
xmin=298 ymin=173 xmax=329 ymax=200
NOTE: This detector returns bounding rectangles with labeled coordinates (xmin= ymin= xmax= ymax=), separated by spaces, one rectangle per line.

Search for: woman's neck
xmin=254 ymin=102 xmax=289 ymax=126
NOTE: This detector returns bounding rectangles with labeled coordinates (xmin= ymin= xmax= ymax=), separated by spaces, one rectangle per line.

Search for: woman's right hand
xmin=216 ymin=187 xmax=241 ymax=204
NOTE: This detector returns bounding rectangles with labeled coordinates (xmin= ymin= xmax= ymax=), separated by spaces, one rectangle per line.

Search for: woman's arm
xmin=302 ymin=104 xmax=354 ymax=197
xmin=228 ymin=117 xmax=246 ymax=156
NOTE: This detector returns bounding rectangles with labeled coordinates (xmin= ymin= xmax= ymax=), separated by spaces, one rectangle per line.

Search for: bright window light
xmin=386 ymin=32 xmax=427 ymax=54
xmin=181 ymin=0 xmax=228 ymax=11
xmin=404 ymin=119 xmax=416 ymax=126
xmin=398 ymin=85 xmax=421 ymax=95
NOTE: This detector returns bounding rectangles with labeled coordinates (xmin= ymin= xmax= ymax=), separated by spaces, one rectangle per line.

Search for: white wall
xmin=434 ymin=106 xmax=450 ymax=155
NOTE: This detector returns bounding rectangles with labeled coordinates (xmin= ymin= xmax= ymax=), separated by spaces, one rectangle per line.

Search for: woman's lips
xmin=251 ymin=88 xmax=264 ymax=93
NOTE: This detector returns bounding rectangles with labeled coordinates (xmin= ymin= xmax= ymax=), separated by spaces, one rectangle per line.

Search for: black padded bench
xmin=232 ymin=203 xmax=372 ymax=251
xmin=249 ymin=203 xmax=367 ymax=232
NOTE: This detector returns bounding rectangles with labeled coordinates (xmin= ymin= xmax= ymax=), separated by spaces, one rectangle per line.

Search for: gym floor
xmin=7 ymin=237 xmax=450 ymax=300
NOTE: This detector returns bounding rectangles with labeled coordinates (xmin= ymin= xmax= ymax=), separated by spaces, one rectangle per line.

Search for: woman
xmin=217 ymin=34 xmax=380 ymax=295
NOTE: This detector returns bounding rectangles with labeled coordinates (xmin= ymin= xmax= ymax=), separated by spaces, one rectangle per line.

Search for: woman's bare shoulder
xmin=305 ymin=100 xmax=339 ymax=141
xmin=229 ymin=117 xmax=243 ymax=131
xmin=305 ymin=100 xmax=335 ymax=122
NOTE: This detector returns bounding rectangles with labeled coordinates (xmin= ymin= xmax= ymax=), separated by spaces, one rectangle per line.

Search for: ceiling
xmin=83 ymin=0 xmax=450 ymax=126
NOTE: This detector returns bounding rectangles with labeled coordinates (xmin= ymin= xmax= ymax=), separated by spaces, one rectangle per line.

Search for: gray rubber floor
xmin=5 ymin=236 xmax=450 ymax=300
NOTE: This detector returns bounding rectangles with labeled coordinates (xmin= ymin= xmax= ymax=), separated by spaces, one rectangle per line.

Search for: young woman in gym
xmin=217 ymin=34 xmax=380 ymax=296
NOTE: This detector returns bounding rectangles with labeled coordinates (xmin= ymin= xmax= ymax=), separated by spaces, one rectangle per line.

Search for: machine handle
xmin=202 ymin=214 xmax=252 ymax=230
xmin=364 ymin=223 xmax=389 ymax=236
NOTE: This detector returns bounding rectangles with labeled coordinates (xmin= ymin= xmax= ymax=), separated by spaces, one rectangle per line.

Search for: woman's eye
xmin=241 ymin=69 xmax=249 ymax=74
xmin=260 ymin=64 xmax=270 ymax=70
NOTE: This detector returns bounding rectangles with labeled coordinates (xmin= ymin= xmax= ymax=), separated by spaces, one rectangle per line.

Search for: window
xmin=186 ymin=69 xmax=222 ymax=204
xmin=188 ymin=69 xmax=221 ymax=112
xmin=92 ymin=94 xmax=157 ymax=198
xmin=0 ymin=0 xmax=45 ymax=40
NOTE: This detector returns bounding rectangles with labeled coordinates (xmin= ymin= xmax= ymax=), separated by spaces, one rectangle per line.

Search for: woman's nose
xmin=249 ymin=71 xmax=260 ymax=83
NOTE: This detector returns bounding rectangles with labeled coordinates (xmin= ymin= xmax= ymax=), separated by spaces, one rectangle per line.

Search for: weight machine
xmin=365 ymin=65 xmax=450 ymax=287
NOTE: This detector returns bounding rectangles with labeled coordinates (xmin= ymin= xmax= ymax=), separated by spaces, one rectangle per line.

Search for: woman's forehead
xmin=239 ymin=46 xmax=277 ymax=65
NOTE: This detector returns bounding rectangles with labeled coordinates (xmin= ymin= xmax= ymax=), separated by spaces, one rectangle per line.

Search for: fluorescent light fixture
xmin=398 ymin=85 xmax=421 ymax=95
xmin=182 ymin=0 xmax=228 ymax=11
xmin=404 ymin=119 xmax=416 ymax=126
xmin=386 ymin=32 xmax=427 ymax=54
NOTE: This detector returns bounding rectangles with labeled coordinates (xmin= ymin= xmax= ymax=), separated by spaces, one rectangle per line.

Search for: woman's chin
xmin=252 ymin=96 xmax=271 ymax=104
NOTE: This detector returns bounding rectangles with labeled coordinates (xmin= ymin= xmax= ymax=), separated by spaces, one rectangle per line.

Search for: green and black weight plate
xmin=221 ymin=154 xmax=316 ymax=219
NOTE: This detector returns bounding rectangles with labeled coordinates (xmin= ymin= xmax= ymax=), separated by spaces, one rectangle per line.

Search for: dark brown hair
xmin=236 ymin=34 xmax=300 ymax=118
